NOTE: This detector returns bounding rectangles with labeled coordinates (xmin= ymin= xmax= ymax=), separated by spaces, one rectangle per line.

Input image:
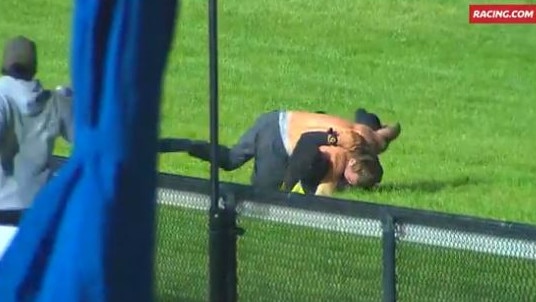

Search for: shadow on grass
xmin=375 ymin=176 xmax=485 ymax=193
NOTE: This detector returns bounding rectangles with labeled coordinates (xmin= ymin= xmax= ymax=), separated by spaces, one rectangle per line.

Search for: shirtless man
xmin=280 ymin=110 xmax=400 ymax=195
xmin=159 ymin=109 xmax=400 ymax=196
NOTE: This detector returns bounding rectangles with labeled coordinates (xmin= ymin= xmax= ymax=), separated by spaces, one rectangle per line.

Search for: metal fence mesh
xmin=149 ymin=184 xmax=536 ymax=302
xmin=395 ymin=223 xmax=536 ymax=302
xmin=154 ymin=190 xmax=209 ymax=302
xmin=237 ymin=214 xmax=382 ymax=301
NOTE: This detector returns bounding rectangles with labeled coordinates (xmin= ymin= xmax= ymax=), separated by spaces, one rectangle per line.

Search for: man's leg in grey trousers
xmin=247 ymin=111 xmax=289 ymax=191
xmin=187 ymin=132 xmax=255 ymax=171
xmin=250 ymin=148 xmax=288 ymax=191
xmin=169 ymin=112 xmax=277 ymax=171
xmin=157 ymin=137 xmax=252 ymax=170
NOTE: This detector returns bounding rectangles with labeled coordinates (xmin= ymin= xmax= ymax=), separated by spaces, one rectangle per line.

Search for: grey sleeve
xmin=54 ymin=92 xmax=74 ymax=143
xmin=0 ymin=96 xmax=11 ymax=141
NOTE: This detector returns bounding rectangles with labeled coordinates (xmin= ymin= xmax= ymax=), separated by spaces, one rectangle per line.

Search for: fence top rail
xmin=51 ymin=156 xmax=536 ymax=242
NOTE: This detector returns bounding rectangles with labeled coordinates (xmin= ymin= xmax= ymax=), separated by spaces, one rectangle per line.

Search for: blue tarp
xmin=0 ymin=0 xmax=179 ymax=301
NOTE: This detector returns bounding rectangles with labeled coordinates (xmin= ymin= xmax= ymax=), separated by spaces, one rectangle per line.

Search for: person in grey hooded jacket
xmin=0 ymin=36 xmax=73 ymax=226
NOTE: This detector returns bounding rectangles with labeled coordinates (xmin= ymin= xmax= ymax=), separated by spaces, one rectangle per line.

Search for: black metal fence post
xmin=209 ymin=198 xmax=225 ymax=302
xmin=221 ymin=190 xmax=244 ymax=302
xmin=382 ymin=214 xmax=397 ymax=302
xmin=208 ymin=187 xmax=243 ymax=302
xmin=207 ymin=0 xmax=223 ymax=299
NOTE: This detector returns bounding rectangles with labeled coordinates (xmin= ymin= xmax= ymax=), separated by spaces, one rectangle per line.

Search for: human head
xmin=343 ymin=153 xmax=383 ymax=189
xmin=1 ymin=36 xmax=38 ymax=81
xmin=342 ymin=135 xmax=384 ymax=188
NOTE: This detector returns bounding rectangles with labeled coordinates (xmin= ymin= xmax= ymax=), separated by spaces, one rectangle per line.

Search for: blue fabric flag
xmin=0 ymin=0 xmax=178 ymax=301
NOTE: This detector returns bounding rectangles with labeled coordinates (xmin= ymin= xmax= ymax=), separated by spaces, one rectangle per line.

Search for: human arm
xmin=315 ymin=181 xmax=337 ymax=196
xmin=314 ymin=145 xmax=350 ymax=196
xmin=56 ymin=90 xmax=74 ymax=143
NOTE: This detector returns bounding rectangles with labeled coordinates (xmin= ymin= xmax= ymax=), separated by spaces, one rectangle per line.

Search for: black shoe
xmin=355 ymin=108 xmax=382 ymax=130
xmin=158 ymin=138 xmax=193 ymax=153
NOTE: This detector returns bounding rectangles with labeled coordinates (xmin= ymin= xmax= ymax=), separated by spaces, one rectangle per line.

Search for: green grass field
xmin=1 ymin=0 xmax=536 ymax=301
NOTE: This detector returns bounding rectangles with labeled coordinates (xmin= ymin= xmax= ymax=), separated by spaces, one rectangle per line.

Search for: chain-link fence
xmin=154 ymin=189 xmax=211 ymax=302
xmin=47 ymin=157 xmax=536 ymax=301
xmin=236 ymin=210 xmax=382 ymax=301
xmin=151 ymin=178 xmax=536 ymax=302
xmin=395 ymin=223 xmax=536 ymax=302
xmin=151 ymin=183 xmax=387 ymax=301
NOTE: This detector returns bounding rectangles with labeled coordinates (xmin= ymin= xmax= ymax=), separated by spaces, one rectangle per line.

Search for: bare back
xmin=287 ymin=111 xmax=388 ymax=154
